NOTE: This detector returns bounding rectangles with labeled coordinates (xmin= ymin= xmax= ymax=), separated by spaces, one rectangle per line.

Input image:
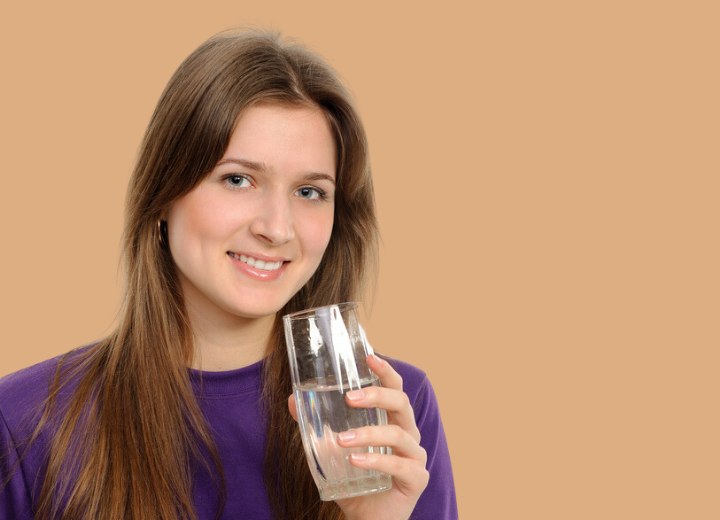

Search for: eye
xmin=296 ymin=186 xmax=326 ymax=201
xmin=224 ymin=174 xmax=252 ymax=189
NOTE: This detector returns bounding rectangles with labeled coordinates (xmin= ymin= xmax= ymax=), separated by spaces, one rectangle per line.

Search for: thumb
xmin=287 ymin=394 xmax=299 ymax=422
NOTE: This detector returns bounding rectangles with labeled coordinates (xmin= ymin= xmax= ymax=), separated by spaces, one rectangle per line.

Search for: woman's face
xmin=166 ymin=103 xmax=336 ymax=323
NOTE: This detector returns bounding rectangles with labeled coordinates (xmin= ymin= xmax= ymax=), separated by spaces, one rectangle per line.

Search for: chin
xmin=218 ymin=286 xmax=306 ymax=321
xmin=226 ymin=300 xmax=288 ymax=321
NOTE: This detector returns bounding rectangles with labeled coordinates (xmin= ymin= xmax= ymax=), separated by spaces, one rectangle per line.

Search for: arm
xmin=0 ymin=408 xmax=34 ymax=520
xmin=407 ymin=373 xmax=458 ymax=520
xmin=287 ymin=355 xmax=458 ymax=520
xmin=336 ymin=355 xmax=459 ymax=520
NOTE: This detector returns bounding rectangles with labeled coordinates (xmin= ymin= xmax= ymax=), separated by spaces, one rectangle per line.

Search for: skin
xmin=289 ymin=355 xmax=430 ymax=520
xmin=169 ymin=102 xmax=428 ymax=518
xmin=167 ymin=104 xmax=337 ymax=370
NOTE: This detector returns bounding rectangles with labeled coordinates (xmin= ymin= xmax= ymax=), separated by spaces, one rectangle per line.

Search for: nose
xmin=249 ymin=194 xmax=295 ymax=245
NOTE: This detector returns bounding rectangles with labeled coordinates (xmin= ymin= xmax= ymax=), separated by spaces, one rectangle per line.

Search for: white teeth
xmin=233 ymin=253 xmax=283 ymax=271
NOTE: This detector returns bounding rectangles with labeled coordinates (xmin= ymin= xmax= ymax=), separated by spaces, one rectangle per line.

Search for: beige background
xmin=1 ymin=1 xmax=719 ymax=518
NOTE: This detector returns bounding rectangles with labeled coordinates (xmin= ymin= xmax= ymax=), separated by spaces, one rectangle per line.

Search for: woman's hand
xmin=288 ymin=354 xmax=429 ymax=520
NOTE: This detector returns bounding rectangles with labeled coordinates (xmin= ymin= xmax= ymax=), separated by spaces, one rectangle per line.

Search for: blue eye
xmin=225 ymin=175 xmax=251 ymax=189
xmin=297 ymin=186 xmax=325 ymax=200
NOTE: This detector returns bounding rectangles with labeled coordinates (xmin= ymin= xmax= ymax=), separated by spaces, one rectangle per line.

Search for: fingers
xmin=338 ymin=424 xmax=429 ymax=496
xmin=345 ymin=356 xmax=421 ymax=443
xmin=348 ymin=451 xmax=429 ymax=497
xmin=367 ymin=354 xmax=403 ymax=391
xmin=338 ymin=424 xmax=425 ymax=462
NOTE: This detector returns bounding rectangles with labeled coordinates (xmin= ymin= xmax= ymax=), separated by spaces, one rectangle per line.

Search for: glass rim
xmin=282 ymin=301 xmax=359 ymax=321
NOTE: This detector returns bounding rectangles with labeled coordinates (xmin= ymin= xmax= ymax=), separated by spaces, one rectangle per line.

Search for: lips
xmin=227 ymin=252 xmax=285 ymax=271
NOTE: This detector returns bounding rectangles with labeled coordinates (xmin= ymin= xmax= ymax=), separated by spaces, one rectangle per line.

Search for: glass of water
xmin=283 ymin=302 xmax=392 ymax=501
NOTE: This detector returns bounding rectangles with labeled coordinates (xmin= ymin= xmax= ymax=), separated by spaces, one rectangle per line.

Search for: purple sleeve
xmin=408 ymin=375 xmax=459 ymax=520
xmin=0 ymin=409 xmax=34 ymax=520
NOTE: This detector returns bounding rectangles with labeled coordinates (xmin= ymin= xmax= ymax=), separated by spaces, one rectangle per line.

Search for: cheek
xmin=317 ymin=215 xmax=335 ymax=249
xmin=299 ymin=209 xmax=335 ymax=260
xmin=168 ymin=193 xmax=229 ymax=256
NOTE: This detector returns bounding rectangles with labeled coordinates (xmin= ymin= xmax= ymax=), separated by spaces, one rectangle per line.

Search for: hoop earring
xmin=158 ymin=220 xmax=168 ymax=246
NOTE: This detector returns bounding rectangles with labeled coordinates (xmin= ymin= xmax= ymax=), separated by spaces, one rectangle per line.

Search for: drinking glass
xmin=283 ymin=302 xmax=392 ymax=501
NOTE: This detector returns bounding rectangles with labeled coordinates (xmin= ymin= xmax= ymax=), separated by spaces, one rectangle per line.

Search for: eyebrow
xmin=217 ymin=157 xmax=266 ymax=171
xmin=216 ymin=158 xmax=335 ymax=185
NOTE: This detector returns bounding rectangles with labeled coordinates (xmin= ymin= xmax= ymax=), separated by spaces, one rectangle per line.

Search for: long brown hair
xmin=34 ymin=30 xmax=378 ymax=519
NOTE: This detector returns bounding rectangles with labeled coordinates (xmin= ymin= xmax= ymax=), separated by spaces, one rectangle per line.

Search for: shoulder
xmin=0 ymin=346 xmax=93 ymax=432
xmin=0 ymin=356 xmax=63 ymax=408
xmin=0 ymin=349 xmax=89 ymax=519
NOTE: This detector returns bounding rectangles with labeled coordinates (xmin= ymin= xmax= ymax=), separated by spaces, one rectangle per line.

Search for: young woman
xmin=0 ymin=31 xmax=457 ymax=519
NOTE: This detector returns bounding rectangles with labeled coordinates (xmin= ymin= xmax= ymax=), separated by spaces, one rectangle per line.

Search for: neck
xmin=186 ymin=303 xmax=276 ymax=372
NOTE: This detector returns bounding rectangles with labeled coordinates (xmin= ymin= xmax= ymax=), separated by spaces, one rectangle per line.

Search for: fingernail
xmin=350 ymin=452 xmax=368 ymax=462
xmin=338 ymin=430 xmax=356 ymax=442
xmin=346 ymin=389 xmax=365 ymax=401
xmin=373 ymin=354 xmax=386 ymax=365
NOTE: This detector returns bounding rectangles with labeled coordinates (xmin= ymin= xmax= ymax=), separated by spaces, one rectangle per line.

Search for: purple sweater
xmin=0 ymin=349 xmax=457 ymax=519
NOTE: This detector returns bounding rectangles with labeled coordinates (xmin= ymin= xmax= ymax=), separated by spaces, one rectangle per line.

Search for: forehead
xmin=224 ymin=103 xmax=337 ymax=177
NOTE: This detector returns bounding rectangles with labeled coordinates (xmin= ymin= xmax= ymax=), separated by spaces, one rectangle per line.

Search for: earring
xmin=158 ymin=220 xmax=168 ymax=246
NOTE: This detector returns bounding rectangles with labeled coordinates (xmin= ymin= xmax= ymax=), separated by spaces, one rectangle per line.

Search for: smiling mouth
xmin=227 ymin=252 xmax=285 ymax=271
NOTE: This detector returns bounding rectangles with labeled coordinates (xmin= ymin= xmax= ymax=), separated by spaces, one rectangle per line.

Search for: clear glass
xmin=283 ymin=302 xmax=392 ymax=501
